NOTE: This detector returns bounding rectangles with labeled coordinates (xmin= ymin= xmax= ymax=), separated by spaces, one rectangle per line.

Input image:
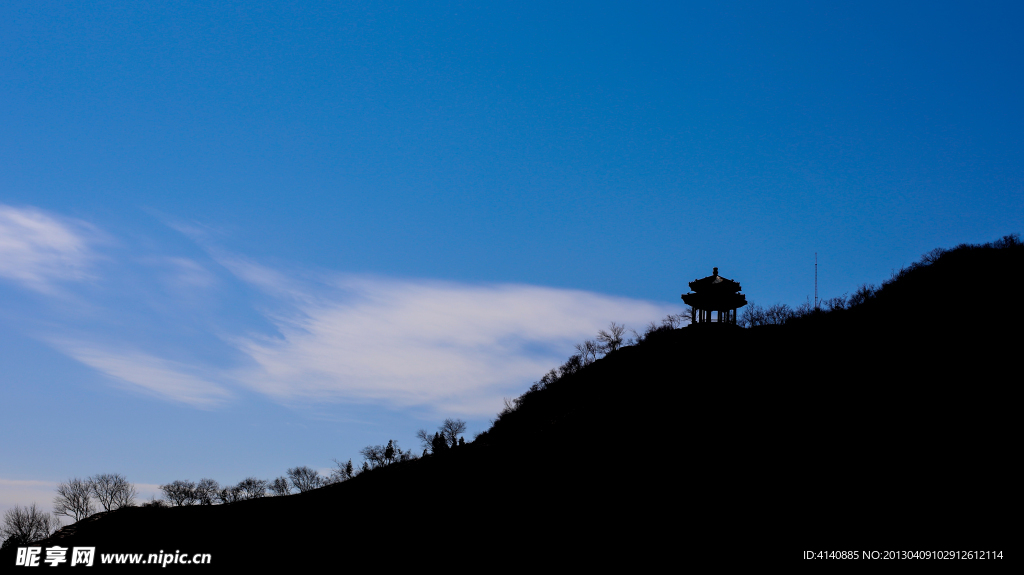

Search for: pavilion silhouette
xmin=681 ymin=267 xmax=747 ymax=324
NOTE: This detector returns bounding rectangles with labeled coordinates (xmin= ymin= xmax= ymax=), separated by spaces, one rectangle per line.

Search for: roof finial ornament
xmin=713 ymin=267 xmax=718 ymax=276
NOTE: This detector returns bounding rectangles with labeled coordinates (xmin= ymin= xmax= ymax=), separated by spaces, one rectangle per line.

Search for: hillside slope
xmin=6 ymin=236 xmax=1019 ymax=568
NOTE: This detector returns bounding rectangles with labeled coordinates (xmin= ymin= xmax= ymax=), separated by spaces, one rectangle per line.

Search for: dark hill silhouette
xmin=5 ymin=236 xmax=1019 ymax=568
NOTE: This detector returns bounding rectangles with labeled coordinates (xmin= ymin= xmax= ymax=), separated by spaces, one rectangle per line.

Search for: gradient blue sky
xmin=2 ymin=1 xmax=1021 ymax=513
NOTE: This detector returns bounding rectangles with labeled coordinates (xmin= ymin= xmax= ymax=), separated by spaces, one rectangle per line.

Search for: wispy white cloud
xmin=161 ymin=257 xmax=218 ymax=289
xmin=0 ymin=204 xmax=100 ymax=293
xmin=54 ymin=344 xmax=233 ymax=408
xmin=211 ymin=252 xmax=314 ymax=303
xmin=0 ymin=478 xmax=58 ymax=516
xmin=45 ymin=261 xmax=679 ymax=415
xmin=6 ymin=207 xmax=683 ymax=416
xmin=224 ymin=267 xmax=681 ymax=416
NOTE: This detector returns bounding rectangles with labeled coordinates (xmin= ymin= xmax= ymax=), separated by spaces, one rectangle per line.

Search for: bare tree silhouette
xmin=415 ymin=429 xmax=435 ymax=453
xmin=574 ymin=340 xmax=601 ymax=366
xmin=160 ymin=480 xmax=199 ymax=507
xmin=440 ymin=419 xmax=468 ymax=448
xmin=216 ymin=485 xmax=242 ymax=505
xmin=663 ymin=311 xmax=690 ymax=329
xmin=234 ymin=478 xmax=268 ymax=500
xmin=196 ymin=478 xmax=219 ymax=505
xmin=269 ymin=477 xmax=291 ymax=496
xmin=848 ymin=283 xmax=877 ymax=307
xmin=361 ymin=440 xmax=411 ymax=468
xmin=596 ymin=322 xmax=626 ymax=353
xmin=328 ymin=459 xmax=356 ymax=483
xmin=287 ymin=467 xmax=324 ymax=493
xmin=1 ymin=504 xmax=60 ymax=548
xmin=53 ymin=478 xmax=95 ymax=522
xmin=90 ymin=474 xmax=136 ymax=512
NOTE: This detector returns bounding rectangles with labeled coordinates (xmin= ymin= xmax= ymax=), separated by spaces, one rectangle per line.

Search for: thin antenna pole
xmin=814 ymin=253 xmax=818 ymax=310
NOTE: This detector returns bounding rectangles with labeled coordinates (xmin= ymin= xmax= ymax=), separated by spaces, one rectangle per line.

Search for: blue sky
xmin=2 ymin=1 xmax=1022 ymax=514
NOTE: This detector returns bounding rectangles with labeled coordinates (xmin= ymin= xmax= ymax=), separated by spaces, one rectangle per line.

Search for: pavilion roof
xmin=687 ymin=268 xmax=742 ymax=293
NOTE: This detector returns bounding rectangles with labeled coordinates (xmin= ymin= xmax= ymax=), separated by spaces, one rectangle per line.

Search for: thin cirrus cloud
xmin=222 ymin=267 xmax=683 ymax=416
xmin=0 ymin=204 xmax=101 ymax=293
xmin=53 ymin=344 xmax=234 ymax=408
xmin=2 ymin=205 xmax=684 ymax=416
xmin=0 ymin=479 xmax=57 ymax=518
xmin=55 ymin=260 xmax=681 ymax=416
